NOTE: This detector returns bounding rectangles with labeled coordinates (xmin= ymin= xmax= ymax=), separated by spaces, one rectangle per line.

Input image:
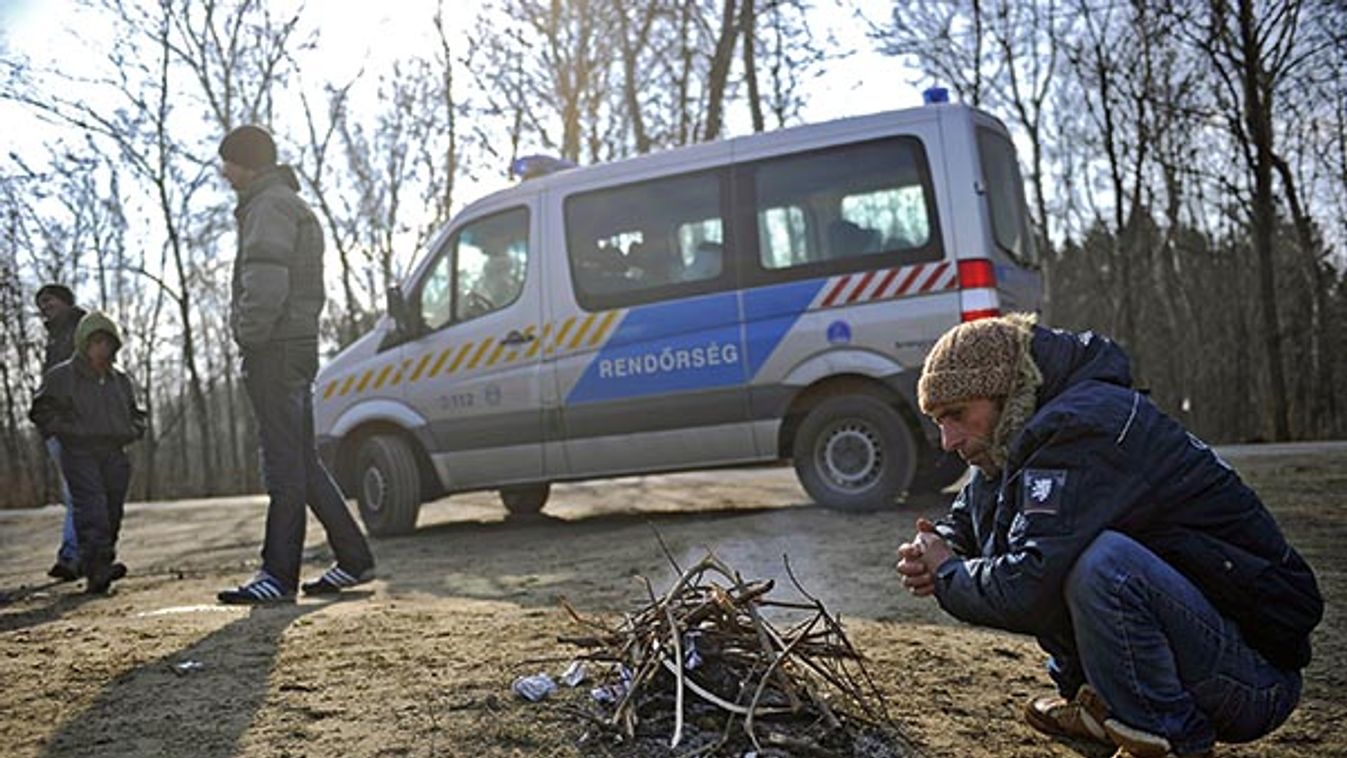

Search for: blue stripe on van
xmin=564 ymin=278 xmax=827 ymax=404
xmin=743 ymin=279 xmax=828 ymax=379
xmin=566 ymin=293 xmax=744 ymax=404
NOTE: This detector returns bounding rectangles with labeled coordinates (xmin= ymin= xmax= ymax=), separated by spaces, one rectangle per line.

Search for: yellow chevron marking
xmin=371 ymin=364 xmax=394 ymax=390
xmin=355 ymin=369 xmax=375 ymax=393
xmin=487 ymin=340 xmax=508 ymax=367
xmin=589 ymin=310 xmax=619 ymax=346
xmin=447 ymin=342 xmax=474 ymax=374
xmin=527 ymin=323 xmax=550 ymax=359
xmin=408 ymin=353 xmax=433 ymax=382
xmin=339 ymin=375 xmax=356 ymax=396
xmin=569 ymin=313 xmax=598 ymax=349
xmin=390 ymin=359 xmax=412 ymax=385
xmin=552 ymin=316 xmax=576 ymax=353
xmin=323 ymin=380 xmax=339 ymax=400
xmin=467 ymin=338 xmax=494 ymax=370
xmin=427 ymin=346 xmax=454 ymax=377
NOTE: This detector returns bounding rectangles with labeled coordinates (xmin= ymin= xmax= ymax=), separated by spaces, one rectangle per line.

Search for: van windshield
xmin=976 ymin=127 xmax=1037 ymax=266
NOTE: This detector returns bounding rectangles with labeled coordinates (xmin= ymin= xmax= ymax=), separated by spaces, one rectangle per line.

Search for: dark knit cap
xmin=35 ymin=283 xmax=75 ymax=307
xmin=218 ymin=125 xmax=277 ymax=170
xmin=918 ymin=314 xmax=1036 ymax=414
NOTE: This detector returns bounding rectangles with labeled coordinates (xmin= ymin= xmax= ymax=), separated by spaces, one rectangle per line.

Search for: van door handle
xmin=501 ymin=330 xmax=536 ymax=346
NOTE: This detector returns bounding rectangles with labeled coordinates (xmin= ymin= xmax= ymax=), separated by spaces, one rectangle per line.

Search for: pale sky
xmin=1 ymin=0 xmax=924 ymax=162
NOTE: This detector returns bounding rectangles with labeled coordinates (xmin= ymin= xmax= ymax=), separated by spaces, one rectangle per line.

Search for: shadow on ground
xmin=39 ymin=603 xmax=320 ymax=758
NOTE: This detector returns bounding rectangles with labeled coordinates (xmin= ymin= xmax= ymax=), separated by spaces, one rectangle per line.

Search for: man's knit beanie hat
xmin=918 ymin=313 xmax=1038 ymax=414
xmin=218 ymin=125 xmax=277 ymax=170
xmin=35 ymin=283 xmax=75 ymax=307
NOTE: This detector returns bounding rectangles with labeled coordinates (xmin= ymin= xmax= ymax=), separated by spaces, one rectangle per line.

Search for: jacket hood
xmin=1030 ymin=325 xmax=1133 ymax=406
xmin=240 ymin=165 xmax=301 ymax=201
xmin=74 ymin=311 xmax=124 ymax=356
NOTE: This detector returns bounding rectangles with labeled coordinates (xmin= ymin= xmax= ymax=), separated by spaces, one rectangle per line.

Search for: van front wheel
xmin=792 ymin=395 xmax=916 ymax=511
xmin=354 ymin=434 xmax=422 ymax=536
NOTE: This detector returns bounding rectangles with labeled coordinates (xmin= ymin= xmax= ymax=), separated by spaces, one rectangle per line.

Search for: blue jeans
xmin=59 ymin=445 xmax=131 ymax=578
xmin=45 ymin=436 xmax=79 ymax=565
xmin=242 ymin=344 xmax=373 ymax=592
xmin=1040 ymin=531 xmax=1300 ymax=755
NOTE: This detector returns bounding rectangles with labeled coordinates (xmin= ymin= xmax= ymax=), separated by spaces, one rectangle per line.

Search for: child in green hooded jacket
xmin=29 ymin=312 xmax=145 ymax=594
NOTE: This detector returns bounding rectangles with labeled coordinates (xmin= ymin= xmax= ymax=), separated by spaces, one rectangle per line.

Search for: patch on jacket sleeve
xmin=1021 ymin=469 xmax=1068 ymax=515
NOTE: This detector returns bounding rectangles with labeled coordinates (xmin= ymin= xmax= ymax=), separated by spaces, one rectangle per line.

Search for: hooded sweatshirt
xmin=29 ymin=312 xmax=146 ymax=450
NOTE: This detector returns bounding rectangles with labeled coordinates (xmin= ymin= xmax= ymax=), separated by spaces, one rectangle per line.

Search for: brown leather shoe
xmin=1024 ymin=684 xmax=1111 ymax=745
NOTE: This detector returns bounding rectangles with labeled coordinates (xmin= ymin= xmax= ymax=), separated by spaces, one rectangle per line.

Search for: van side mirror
xmin=379 ymin=285 xmax=415 ymax=352
xmin=387 ymin=285 xmax=409 ymax=330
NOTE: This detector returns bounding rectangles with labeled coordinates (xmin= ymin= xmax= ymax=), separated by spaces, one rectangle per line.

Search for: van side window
xmin=747 ymin=137 xmax=942 ymax=278
xmin=977 ymin=127 xmax=1038 ymax=266
xmin=417 ymin=206 xmax=529 ymax=331
xmin=566 ymin=169 xmax=727 ymax=310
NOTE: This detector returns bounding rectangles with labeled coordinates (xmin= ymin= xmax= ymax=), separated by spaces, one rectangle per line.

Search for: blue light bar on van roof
xmin=922 ymin=86 xmax=950 ymax=105
xmin=511 ymin=154 xmax=577 ymax=181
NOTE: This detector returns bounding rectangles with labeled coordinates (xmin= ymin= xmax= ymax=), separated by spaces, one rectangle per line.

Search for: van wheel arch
xmin=336 ymin=424 xmax=440 ymax=535
xmin=779 ymin=375 xmax=952 ymax=500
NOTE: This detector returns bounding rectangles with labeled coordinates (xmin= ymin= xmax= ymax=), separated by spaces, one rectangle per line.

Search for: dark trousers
xmin=243 ymin=345 xmax=373 ymax=592
xmin=1038 ymin=531 xmax=1301 ymax=755
xmin=59 ymin=446 xmax=131 ymax=579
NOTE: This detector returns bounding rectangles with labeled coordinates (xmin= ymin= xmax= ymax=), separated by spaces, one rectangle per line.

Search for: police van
xmin=314 ymin=93 xmax=1042 ymax=534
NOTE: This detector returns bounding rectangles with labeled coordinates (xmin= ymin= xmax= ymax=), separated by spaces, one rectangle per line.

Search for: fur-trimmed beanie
xmin=218 ymin=125 xmax=277 ymax=170
xmin=918 ymin=313 xmax=1043 ymax=471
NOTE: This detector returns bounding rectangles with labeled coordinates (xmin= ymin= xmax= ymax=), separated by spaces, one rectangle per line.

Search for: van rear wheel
xmin=354 ymin=434 xmax=422 ymax=536
xmin=500 ymin=483 xmax=550 ymax=516
xmin=792 ymin=395 xmax=916 ymax=511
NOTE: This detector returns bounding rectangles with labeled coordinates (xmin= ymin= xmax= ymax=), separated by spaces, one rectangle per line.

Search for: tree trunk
xmin=1237 ymin=0 xmax=1290 ymax=441
xmin=702 ymin=0 xmax=740 ymax=141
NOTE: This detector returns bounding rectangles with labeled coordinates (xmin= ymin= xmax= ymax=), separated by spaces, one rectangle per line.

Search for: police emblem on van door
xmin=826 ymin=320 xmax=852 ymax=345
xmin=485 ymin=384 xmax=502 ymax=407
xmin=1021 ymin=469 xmax=1067 ymax=514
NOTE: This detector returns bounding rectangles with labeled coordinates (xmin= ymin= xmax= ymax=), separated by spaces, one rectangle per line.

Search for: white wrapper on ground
xmin=511 ymin=672 xmax=557 ymax=701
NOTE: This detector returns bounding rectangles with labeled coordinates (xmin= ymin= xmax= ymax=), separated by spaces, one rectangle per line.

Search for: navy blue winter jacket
xmin=932 ymin=326 xmax=1322 ymax=670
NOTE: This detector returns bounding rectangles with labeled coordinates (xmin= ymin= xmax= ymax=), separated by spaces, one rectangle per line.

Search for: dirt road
xmin=2 ymin=448 xmax=1344 ymax=757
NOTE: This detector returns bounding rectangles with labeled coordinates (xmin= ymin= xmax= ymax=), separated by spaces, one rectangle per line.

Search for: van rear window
xmin=976 ymin=127 xmax=1037 ymax=266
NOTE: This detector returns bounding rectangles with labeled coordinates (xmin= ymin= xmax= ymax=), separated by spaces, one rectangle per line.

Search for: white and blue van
xmin=314 ymin=96 xmax=1042 ymax=534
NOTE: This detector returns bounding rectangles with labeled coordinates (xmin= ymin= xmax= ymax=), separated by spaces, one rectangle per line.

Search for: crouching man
xmin=29 ymin=312 xmax=145 ymax=595
xmin=896 ymin=314 xmax=1321 ymax=758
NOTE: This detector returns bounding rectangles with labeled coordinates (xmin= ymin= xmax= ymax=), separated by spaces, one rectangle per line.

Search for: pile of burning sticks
xmin=558 ymin=550 xmax=913 ymax=757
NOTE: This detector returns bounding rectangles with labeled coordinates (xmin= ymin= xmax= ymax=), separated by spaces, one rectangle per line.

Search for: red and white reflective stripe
xmin=959 ymin=288 xmax=1000 ymax=321
xmin=811 ymin=261 xmax=957 ymax=309
xmin=957 ymin=258 xmax=1001 ymax=321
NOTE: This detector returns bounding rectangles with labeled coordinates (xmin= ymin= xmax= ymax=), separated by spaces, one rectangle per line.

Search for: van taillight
xmin=958 ymin=259 xmax=1000 ymax=321
xmin=958 ymin=259 xmax=996 ymax=288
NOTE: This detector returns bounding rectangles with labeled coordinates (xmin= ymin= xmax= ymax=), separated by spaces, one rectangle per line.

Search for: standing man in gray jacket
xmin=215 ymin=125 xmax=375 ymax=605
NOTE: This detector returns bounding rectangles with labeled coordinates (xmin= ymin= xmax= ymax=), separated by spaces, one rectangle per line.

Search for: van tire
xmin=500 ymin=483 xmax=551 ymax=516
xmin=354 ymin=434 xmax=421 ymax=536
xmin=793 ymin=395 xmax=915 ymax=510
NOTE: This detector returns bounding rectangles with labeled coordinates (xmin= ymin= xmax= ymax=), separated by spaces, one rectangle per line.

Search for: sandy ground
xmin=1 ymin=447 xmax=1343 ymax=758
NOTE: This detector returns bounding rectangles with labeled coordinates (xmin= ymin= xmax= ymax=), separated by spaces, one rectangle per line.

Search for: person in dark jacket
xmin=215 ymin=124 xmax=375 ymax=605
xmin=35 ymin=283 xmax=88 ymax=581
xmin=896 ymin=314 xmax=1321 ymax=758
xmin=29 ymin=312 xmax=145 ymax=595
